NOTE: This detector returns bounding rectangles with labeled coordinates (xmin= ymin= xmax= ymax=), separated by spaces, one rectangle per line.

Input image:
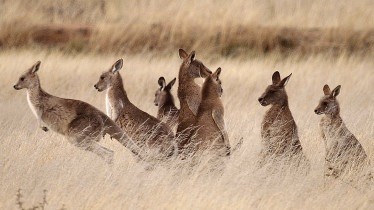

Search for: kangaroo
xmin=258 ymin=71 xmax=308 ymax=167
xmin=154 ymin=77 xmax=179 ymax=127
xmin=13 ymin=61 xmax=143 ymax=164
xmin=314 ymin=85 xmax=370 ymax=178
xmin=193 ymin=68 xmax=230 ymax=157
xmin=176 ymin=49 xmax=212 ymax=150
xmin=94 ymin=59 xmax=175 ymax=159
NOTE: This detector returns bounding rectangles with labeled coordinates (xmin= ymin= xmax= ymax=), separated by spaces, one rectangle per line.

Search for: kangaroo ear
xmin=278 ymin=73 xmax=292 ymax=87
xmin=186 ymin=51 xmax=195 ymax=65
xmin=179 ymin=49 xmax=188 ymax=60
xmin=30 ymin=61 xmax=41 ymax=74
xmin=272 ymin=71 xmax=281 ymax=85
xmin=331 ymin=85 xmax=341 ymax=97
xmin=166 ymin=78 xmax=176 ymax=89
xmin=212 ymin=67 xmax=221 ymax=79
xmin=158 ymin=77 xmax=166 ymax=89
xmin=323 ymin=84 xmax=331 ymax=95
xmin=112 ymin=59 xmax=123 ymax=73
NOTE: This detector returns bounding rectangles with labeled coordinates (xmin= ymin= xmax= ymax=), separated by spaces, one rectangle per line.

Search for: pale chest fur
xmin=106 ymin=91 xmax=123 ymax=120
xmin=27 ymin=91 xmax=42 ymax=120
xmin=27 ymin=92 xmax=76 ymax=134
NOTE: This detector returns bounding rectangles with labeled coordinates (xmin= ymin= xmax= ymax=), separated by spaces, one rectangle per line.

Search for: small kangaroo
xmin=94 ymin=59 xmax=175 ymax=159
xmin=176 ymin=49 xmax=212 ymax=150
xmin=258 ymin=71 xmax=308 ymax=166
xmin=13 ymin=61 xmax=143 ymax=164
xmin=314 ymin=85 xmax=369 ymax=178
xmin=193 ymin=67 xmax=230 ymax=157
xmin=154 ymin=77 xmax=179 ymax=127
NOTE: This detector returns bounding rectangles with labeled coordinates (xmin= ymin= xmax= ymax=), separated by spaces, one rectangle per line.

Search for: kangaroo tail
xmin=103 ymin=117 xmax=145 ymax=161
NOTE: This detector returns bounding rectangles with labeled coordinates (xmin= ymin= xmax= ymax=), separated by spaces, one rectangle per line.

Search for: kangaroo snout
xmin=314 ymin=108 xmax=322 ymax=115
xmin=13 ymin=85 xmax=20 ymax=90
xmin=94 ymin=84 xmax=102 ymax=91
xmin=258 ymin=97 xmax=268 ymax=106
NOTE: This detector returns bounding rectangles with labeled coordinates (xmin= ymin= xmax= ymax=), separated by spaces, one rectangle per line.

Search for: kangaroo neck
xmin=323 ymin=112 xmax=342 ymax=122
xmin=160 ymin=92 xmax=176 ymax=107
xmin=269 ymin=104 xmax=290 ymax=114
xmin=178 ymin=76 xmax=200 ymax=99
xmin=201 ymin=77 xmax=219 ymax=100
xmin=27 ymin=82 xmax=46 ymax=102
xmin=108 ymin=74 xmax=131 ymax=106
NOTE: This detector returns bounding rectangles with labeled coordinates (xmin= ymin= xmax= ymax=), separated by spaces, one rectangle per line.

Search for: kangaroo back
xmin=176 ymin=49 xmax=212 ymax=148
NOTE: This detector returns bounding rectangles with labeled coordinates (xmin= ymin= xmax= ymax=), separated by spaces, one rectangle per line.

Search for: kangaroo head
xmin=178 ymin=49 xmax=212 ymax=79
xmin=258 ymin=71 xmax=292 ymax=106
xmin=314 ymin=84 xmax=341 ymax=115
xmin=202 ymin=67 xmax=223 ymax=98
xmin=94 ymin=59 xmax=123 ymax=92
xmin=154 ymin=77 xmax=176 ymax=106
xmin=14 ymin=61 xmax=41 ymax=90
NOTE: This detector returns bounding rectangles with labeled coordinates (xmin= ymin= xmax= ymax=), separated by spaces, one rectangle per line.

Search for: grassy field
xmin=0 ymin=50 xmax=373 ymax=209
xmin=1 ymin=0 xmax=374 ymax=209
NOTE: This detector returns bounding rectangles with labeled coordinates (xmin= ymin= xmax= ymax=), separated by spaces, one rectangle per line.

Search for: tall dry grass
xmin=0 ymin=49 xmax=373 ymax=209
xmin=0 ymin=0 xmax=373 ymax=55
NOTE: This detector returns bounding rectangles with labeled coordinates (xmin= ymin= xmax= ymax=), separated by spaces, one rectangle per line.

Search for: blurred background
xmin=1 ymin=0 xmax=373 ymax=57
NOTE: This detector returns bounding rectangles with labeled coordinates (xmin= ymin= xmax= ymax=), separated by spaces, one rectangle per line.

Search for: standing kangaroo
xmin=176 ymin=49 xmax=212 ymax=150
xmin=314 ymin=85 xmax=369 ymax=178
xmin=193 ymin=68 xmax=230 ymax=157
xmin=258 ymin=71 xmax=308 ymax=166
xmin=13 ymin=61 xmax=143 ymax=164
xmin=94 ymin=59 xmax=175 ymax=159
xmin=154 ymin=77 xmax=179 ymax=127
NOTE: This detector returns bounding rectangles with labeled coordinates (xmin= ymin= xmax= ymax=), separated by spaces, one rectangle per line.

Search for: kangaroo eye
xmin=322 ymin=102 xmax=328 ymax=106
xmin=20 ymin=77 xmax=25 ymax=81
xmin=100 ymin=76 xmax=104 ymax=80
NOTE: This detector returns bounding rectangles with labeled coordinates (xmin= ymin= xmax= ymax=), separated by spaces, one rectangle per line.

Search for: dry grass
xmin=1 ymin=1 xmax=374 ymax=209
xmin=1 ymin=49 xmax=373 ymax=209
xmin=1 ymin=0 xmax=374 ymax=56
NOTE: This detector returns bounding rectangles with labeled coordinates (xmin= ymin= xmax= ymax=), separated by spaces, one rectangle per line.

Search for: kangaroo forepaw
xmin=42 ymin=127 xmax=48 ymax=132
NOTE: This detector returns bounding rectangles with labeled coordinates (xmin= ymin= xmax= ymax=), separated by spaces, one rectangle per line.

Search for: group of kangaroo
xmin=13 ymin=48 xmax=370 ymax=179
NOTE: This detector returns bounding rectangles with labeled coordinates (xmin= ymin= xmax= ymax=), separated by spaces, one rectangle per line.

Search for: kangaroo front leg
xmin=37 ymin=119 xmax=48 ymax=132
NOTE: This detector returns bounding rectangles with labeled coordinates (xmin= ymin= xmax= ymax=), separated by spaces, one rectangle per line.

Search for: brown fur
xmin=176 ymin=49 xmax=212 ymax=151
xmin=154 ymin=77 xmax=179 ymax=128
xmin=315 ymin=85 xmax=369 ymax=178
xmin=193 ymin=68 xmax=230 ymax=157
xmin=258 ymin=71 xmax=308 ymax=166
xmin=14 ymin=61 xmax=144 ymax=164
xmin=95 ymin=59 xmax=175 ymax=159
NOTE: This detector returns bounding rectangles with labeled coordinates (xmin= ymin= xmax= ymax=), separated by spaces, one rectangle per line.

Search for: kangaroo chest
xmin=262 ymin=109 xmax=295 ymax=136
xmin=106 ymin=92 xmax=123 ymax=120
xmin=27 ymin=93 xmax=74 ymax=134
xmin=27 ymin=92 xmax=43 ymax=120
xmin=320 ymin=117 xmax=351 ymax=153
xmin=261 ymin=107 xmax=299 ymax=153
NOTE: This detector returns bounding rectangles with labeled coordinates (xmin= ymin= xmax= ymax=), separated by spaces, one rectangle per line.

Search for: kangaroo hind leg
xmin=68 ymin=115 xmax=114 ymax=164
